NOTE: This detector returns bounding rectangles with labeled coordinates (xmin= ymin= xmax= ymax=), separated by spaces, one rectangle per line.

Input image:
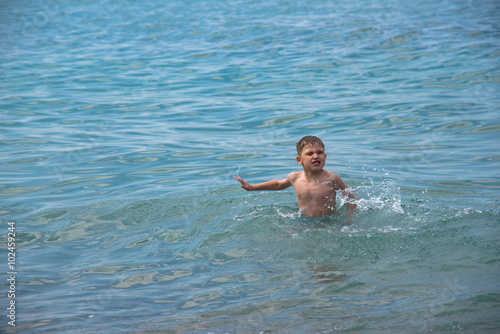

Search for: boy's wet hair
xmin=296 ymin=136 xmax=325 ymax=155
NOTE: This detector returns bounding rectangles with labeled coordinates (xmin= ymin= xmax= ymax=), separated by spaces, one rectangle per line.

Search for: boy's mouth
xmin=312 ymin=161 xmax=321 ymax=166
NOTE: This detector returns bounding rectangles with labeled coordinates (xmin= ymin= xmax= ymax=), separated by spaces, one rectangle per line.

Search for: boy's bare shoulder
xmin=324 ymin=170 xmax=348 ymax=189
xmin=286 ymin=171 xmax=303 ymax=182
xmin=324 ymin=170 xmax=340 ymax=179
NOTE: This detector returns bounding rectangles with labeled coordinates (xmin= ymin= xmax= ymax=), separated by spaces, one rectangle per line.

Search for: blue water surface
xmin=1 ymin=0 xmax=499 ymax=332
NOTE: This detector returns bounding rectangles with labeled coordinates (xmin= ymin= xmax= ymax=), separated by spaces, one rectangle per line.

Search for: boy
xmin=234 ymin=136 xmax=356 ymax=218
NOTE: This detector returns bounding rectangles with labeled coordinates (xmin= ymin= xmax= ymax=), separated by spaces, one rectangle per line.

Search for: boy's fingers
xmin=234 ymin=177 xmax=250 ymax=190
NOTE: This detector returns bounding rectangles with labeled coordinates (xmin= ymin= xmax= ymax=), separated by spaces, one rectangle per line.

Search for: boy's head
xmin=296 ymin=136 xmax=325 ymax=156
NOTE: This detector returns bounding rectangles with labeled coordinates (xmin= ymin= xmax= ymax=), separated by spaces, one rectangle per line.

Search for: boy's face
xmin=296 ymin=144 xmax=326 ymax=172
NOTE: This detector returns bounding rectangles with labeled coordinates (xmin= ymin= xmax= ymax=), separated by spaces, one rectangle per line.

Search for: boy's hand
xmin=234 ymin=176 xmax=253 ymax=191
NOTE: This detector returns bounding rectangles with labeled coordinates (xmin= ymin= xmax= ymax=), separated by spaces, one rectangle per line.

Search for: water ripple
xmin=2 ymin=0 xmax=499 ymax=332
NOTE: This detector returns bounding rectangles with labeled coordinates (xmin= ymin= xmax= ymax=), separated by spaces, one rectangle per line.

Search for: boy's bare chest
xmin=295 ymin=179 xmax=335 ymax=199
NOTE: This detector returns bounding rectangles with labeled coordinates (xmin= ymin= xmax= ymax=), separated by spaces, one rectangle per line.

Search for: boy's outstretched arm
xmin=234 ymin=176 xmax=292 ymax=191
xmin=332 ymin=174 xmax=357 ymax=216
xmin=344 ymin=188 xmax=357 ymax=215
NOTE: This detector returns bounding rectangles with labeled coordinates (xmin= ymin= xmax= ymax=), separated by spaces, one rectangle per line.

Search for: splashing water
xmin=346 ymin=178 xmax=404 ymax=214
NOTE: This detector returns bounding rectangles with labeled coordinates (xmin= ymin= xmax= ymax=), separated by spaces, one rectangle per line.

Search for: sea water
xmin=1 ymin=0 xmax=499 ymax=332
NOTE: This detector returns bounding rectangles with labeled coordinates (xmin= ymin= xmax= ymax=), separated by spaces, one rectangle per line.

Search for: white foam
xmin=339 ymin=177 xmax=404 ymax=214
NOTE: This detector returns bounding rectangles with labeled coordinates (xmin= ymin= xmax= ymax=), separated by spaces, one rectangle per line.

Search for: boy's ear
xmin=296 ymin=156 xmax=302 ymax=165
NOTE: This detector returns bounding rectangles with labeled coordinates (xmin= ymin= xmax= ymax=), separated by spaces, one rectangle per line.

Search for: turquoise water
xmin=1 ymin=0 xmax=499 ymax=332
